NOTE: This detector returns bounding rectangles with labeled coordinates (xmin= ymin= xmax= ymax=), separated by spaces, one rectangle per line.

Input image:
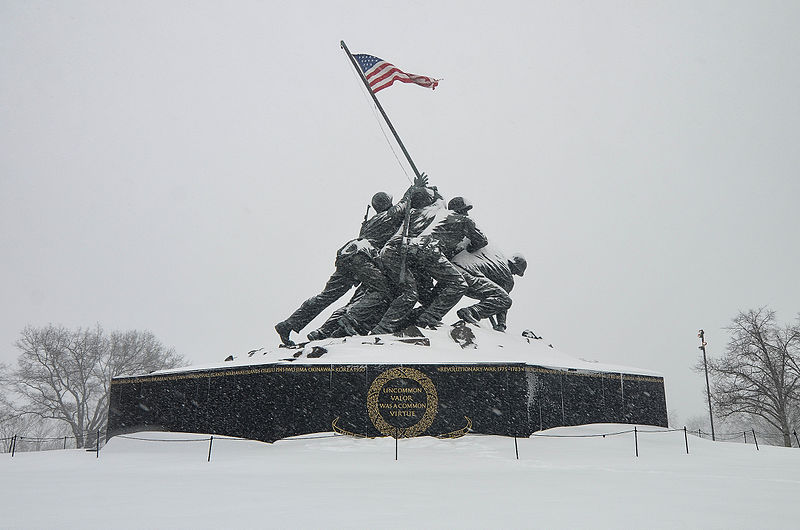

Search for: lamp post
xmin=698 ymin=329 xmax=715 ymax=441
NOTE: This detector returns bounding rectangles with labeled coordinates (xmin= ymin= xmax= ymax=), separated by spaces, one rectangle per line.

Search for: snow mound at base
xmin=153 ymin=322 xmax=660 ymax=377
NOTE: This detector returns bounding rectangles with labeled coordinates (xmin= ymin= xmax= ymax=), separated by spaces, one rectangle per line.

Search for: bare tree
xmin=0 ymin=385 xmax=16 ymax=451
xmin=4 ymin=324 xmax=186 ymax=448
xmin=706 ymin=308 xmax=800 ymax=447
xmin=2 ymin=384 xmax=74 ymax=452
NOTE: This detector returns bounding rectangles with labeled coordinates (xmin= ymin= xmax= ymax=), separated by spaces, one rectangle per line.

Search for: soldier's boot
xmin=337 ymin=316 xmax=359 ymax=337
xmin=275 ymin=320 xmax=295 ymax=346
xmin=308 ymin=314 xmax=344 ymax=342
xmin=369 ymin=323 xmax=393 ymax=335
xmin=330 ymin=316 xmax=360 ymax=338
xmin=330 ymin=327 xmax=346 ymax=338
xmin=307 ymin=329 xmax=326 ymax=342
xmin=457 ymin=307 xmax=480 ymax=325
xmin=415 ymin=313 xmax=443 ymax=330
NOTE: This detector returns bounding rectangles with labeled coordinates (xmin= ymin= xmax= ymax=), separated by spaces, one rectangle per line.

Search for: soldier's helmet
xmin=509 ymin=253 xmax=527 ymax=277
xmin=410 ymin=187 xmax=435 ymax=209
xmin=371 ymin=192 xmax=393 ymax=213
xmin=447 ymin=196 xmax=473 ymax=214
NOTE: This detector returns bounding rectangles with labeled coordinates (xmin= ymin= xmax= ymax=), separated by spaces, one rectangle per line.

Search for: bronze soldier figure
xmin=275 ymin=181 xmax=424 ymax=345
xmin=453 ymin=246 xmax=527 ymax=331
xmin=370 ymin=191 xmax=489 ymax=333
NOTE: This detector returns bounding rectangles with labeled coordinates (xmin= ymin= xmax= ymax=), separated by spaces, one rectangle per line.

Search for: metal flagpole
xmin=340 ymin=40 xmax=422 ymax=180
xmin=341 ymin=40 xmax=426 ymax=283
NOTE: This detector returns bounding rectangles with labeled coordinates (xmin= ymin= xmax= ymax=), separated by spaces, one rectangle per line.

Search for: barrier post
xmin=11 ymin=435 xmax=17 ymax=457
xmin=752 ymin=429 xmax=759 ymax=451
xmin=793 ymin=430 xmax=799 ymax=448
xmin=514 ymin=436 xmax=519 ymax=460
xmin=684 ymin=426 xmax=689 ymax=454
xmin=63 ymin=436 xmax=67 ymax=450
xmin=207 ymin=436 xmax=214 ymax=462
xmin=96 ymin=430 xmax=100 ymax=458
xmin=743 ymin=431 xmax=747 ymax=444
xmin=634 ymin=427 xmax=639 ymax=457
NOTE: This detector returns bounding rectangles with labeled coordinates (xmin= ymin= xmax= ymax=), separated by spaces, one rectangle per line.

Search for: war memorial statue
xmin=275 ymin=173 xmax=522 ymax=346
xmin=105 ymin=42 xmax=668 ymax=445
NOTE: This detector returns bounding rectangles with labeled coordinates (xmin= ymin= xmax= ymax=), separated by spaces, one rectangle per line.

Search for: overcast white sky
xmin=2 ymin=0 xmax=799 ymax=423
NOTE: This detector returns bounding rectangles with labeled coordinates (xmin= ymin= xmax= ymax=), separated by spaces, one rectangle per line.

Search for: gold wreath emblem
xmin=367 ymin=366 xmax=438 ymax=438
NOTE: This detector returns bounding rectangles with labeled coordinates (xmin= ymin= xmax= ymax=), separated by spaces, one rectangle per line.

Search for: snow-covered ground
xmin=2 ymin=424 xmax=797 ymax=529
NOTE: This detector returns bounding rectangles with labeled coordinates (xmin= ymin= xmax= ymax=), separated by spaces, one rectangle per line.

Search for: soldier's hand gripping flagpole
xmin=340 ymin=41 xmax=439 ymax=283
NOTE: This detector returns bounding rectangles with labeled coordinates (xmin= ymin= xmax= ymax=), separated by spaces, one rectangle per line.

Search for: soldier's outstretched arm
xmin=389 ymin=174 xmax=432 ymax=220
xmin=386 ymin=195 xmax=409 ymax=221
xmin=401 ymin=173 xmax=430 ymax=203
xmin=465 ymin=218 xmax=489 ymax=253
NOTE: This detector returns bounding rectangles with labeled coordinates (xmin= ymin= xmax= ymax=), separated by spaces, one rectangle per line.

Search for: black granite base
xmin=107 ymin=363 xmax=667 ymax=442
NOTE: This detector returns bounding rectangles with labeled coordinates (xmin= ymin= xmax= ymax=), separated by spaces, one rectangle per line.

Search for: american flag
xmin=353 ymin=54 xmax=439 ymax=93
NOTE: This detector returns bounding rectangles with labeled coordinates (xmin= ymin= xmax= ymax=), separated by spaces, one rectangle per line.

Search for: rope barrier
xmin=634 ymin=428 xmax=685 ymax=434
xmin=2 ymin=433 xmax=103 ymax=442
xmin=532 ymin=428 xmax=635 ymax=438
xmin=693 ymin=428 xmax=797 ymax=447
xmin=115 ymin=434 xmax=211 ymax=443
xmin=695 ymin=428 xmax=796 ymax=439
xmin=5 ymin=429 xmax=793 ymax=443
xmin=17 ymin=436 xmax=74 ymax=442
xmin=4 ymin=424 xmax=797 ymax=455
xmin=113 ymin=433 xmax=345 ymax=443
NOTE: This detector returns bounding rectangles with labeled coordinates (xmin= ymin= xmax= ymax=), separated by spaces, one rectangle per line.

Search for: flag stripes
xmin=354 ymin=54 xmax=439 ymax=93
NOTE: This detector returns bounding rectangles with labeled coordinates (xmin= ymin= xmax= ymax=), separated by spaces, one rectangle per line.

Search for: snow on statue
xmin=275 ymin=174 xmax=526 ymax=346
